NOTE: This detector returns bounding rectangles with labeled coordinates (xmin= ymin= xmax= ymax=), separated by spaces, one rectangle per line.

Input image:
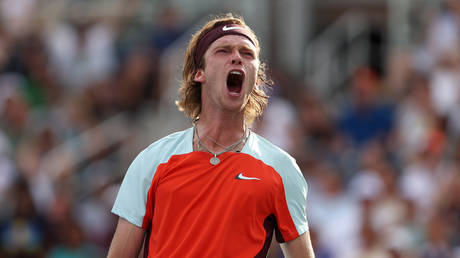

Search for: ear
xmin=194 ymin=69 xmax=205 ymax=83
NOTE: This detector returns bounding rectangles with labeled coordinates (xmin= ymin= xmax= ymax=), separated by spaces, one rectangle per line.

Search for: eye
xmin=243 ymin=51 xmax=254 ymax=58
xmin=216 ymin=49 xmax=228 ymax=53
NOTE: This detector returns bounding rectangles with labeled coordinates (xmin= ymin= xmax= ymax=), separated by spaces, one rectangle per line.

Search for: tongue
xmin=228 ymin=84 xmax=241 ymax=93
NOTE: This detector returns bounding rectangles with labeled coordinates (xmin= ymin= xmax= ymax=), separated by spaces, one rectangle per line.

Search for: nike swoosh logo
xmin=222 ymin=25 xmax=240 ymax=31
xmin=235 ymin=173 xmax=260 ymax=181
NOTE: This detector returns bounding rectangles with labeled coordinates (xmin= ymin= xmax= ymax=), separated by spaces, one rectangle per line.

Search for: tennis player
xmin=108 ymin=13 xmax=315 ymax=258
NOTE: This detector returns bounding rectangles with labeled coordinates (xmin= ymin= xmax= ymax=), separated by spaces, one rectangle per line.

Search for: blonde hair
xmin=175 ymin=13 xmax=273 ymax=125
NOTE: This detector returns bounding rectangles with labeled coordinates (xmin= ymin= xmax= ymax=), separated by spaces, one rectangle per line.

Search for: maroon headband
xmin=194 ymin=23 xmax=256 ymax=65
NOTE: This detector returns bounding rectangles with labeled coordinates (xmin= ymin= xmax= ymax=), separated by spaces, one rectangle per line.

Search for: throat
xmin=226 ymin=72 xmax=243 ymax=93
xmin=193 ymin=121 xmax=249 ymax=154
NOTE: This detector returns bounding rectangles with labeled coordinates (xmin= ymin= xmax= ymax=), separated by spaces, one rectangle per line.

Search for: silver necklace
xmin=194 ymin=125 xmax=249 ymax=165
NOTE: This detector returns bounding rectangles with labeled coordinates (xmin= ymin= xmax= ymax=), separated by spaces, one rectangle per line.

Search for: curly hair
xmin=175 ymin=13 xmax=273 ymax=125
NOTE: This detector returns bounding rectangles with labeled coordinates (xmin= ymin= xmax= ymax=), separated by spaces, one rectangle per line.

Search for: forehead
xmin=208 ymin=35 xmax=258 ymax=52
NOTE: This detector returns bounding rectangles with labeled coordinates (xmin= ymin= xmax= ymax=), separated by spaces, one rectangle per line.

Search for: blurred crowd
xmin=0 ymin=1 xmax=184 ymax=257
xmin=256 ymin=1 xmax=460 ymax=257
xmin=0 ymin=0 xmax=460 ymax=258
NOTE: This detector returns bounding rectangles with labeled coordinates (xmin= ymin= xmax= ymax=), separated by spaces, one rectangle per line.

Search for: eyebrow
xmin=211 ymin=44 xmax=257 ymax=54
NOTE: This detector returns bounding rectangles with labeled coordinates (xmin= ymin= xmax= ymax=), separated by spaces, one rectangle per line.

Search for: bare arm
xmin=107 ymin=217 xmax=146 ymax=258
xmin=280 ymin=231 xmax=315 ymax=258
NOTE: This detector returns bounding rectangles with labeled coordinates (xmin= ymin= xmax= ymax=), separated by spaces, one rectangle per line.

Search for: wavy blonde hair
xmin=175 ymin=13 xmax=273 ymax=125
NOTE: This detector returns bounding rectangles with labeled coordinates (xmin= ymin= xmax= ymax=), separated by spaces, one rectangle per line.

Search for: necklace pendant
xmin=210 ymin=156 xmax=220 ymax=165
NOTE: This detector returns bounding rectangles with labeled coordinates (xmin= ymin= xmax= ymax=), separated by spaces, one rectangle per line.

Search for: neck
xmin=195 ymin=112 xmax=247 ymax=153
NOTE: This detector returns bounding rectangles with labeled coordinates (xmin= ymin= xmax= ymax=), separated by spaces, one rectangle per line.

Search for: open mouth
xmin=226 ymin=70 xmax=244 ymax=94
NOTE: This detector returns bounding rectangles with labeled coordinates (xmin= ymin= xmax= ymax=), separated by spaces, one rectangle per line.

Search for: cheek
xmin=248 ymin=65 xmax=259 ymax=85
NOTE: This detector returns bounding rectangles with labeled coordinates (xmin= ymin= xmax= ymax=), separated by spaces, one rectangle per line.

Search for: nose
xmin=231 ymin=51 xmax=242 ymax=65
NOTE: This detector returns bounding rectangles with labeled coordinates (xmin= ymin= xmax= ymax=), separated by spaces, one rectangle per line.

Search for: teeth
xmin=230 ymin=71 xmax=242 ymax=75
